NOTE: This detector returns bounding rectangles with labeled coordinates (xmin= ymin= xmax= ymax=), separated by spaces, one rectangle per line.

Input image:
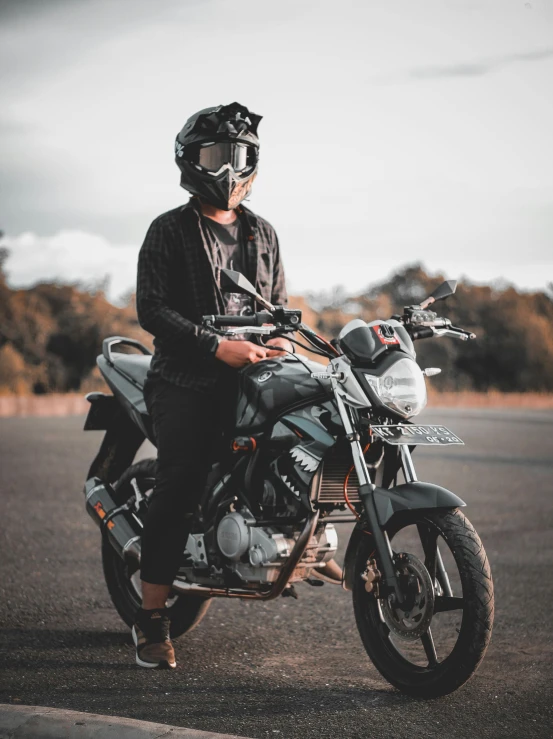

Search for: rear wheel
xmin=352 ymin=508 xmax=494 ymax=697
xmin=101 ymin=459 xmax=211 ymax=639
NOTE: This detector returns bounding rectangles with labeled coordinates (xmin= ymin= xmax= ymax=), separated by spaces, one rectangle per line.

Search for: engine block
xmin=216 ymin=511 xmax=338 ymax=583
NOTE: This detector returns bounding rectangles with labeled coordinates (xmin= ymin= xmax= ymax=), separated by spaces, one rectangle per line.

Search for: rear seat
xmin=111 ymin=353 xmax=152 ymax=388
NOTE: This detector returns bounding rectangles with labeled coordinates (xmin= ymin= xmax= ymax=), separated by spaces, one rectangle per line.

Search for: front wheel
xmin=101 ymin=459 xmax=211 ymax=639
xmin=352 ymin=508 xmax=494 ymax=698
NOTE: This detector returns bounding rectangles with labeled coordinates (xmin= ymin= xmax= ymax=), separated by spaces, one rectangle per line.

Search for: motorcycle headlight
xmin=364 ymin=358 xmax=427 ymax=418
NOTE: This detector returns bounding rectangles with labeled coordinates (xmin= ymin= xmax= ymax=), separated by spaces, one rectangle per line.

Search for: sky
xmin=1 ymin=0 xmax=552 ymax=302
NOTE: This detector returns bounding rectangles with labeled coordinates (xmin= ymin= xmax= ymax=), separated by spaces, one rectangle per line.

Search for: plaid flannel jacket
xmin=136 ymin=197 xmax=287 ymax=392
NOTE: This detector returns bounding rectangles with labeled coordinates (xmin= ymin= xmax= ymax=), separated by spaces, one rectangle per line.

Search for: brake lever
xmin=434 ymin=327 xmax=476 ymax=341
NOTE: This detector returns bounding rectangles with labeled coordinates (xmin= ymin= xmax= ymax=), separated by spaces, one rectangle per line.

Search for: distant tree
xmin=0 ymin=231 xmax=9 ymax=286
xmin=310 ymin=265 xmax=553 ymax=393
xmin=0 ymin=246 xmax=152 ymax=394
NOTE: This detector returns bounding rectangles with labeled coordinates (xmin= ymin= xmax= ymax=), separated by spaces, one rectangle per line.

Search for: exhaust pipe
xmin=84 ymin=477 xmax=141 ymax=567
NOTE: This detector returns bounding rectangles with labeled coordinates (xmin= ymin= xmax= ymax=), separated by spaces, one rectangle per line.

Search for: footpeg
xmin=282 ymin=585 xmax=298 ymax=599
xmin=312 ymin=558 xmax=343 ymax=585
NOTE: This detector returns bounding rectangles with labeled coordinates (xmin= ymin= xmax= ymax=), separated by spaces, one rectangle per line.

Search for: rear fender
xmin=342 ymin=481 xmax=465 ymax=591
xmin=84 ymin=392 xmax=118 ymax=430
xmin=85 ymin=393 xmax=146 ymax=482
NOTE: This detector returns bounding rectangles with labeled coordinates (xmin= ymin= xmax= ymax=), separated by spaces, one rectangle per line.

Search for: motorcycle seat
xmin=110 ymin=352 xmax=152 ymax=388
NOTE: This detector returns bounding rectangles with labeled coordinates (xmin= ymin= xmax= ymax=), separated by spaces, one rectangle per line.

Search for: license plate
xmin=370 ymin=424 xmax=464 ymax=445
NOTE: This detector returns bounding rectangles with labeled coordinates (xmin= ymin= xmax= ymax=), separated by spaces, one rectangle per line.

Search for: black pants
xmin=141 ymin=374 xmax=237 ymax=585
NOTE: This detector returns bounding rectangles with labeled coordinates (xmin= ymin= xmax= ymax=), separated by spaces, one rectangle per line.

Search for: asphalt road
xmin=0 ymin=408 xmax=552 ymax=739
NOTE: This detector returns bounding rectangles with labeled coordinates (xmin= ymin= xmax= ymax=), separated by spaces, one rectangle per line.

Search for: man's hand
xmin=264 ymin=337 xmax=294 ymax=358
xmin=215 ymin=340 xmax=268 ymax=368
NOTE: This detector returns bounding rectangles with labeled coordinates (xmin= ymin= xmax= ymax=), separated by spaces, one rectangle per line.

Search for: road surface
xmin=0 ymin=408 xmax=552 ymax=738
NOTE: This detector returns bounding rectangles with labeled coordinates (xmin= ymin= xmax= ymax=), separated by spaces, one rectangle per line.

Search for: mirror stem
xmin=419 ymin=296 xmax=436 ymax=310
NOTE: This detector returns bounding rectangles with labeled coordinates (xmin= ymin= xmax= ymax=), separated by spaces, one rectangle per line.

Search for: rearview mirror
xmin=420 ymin=279 xmax=457 ymax=309
xmin=220 ymin=269 xmax=257 ymax=296
xmin=219 ymin=269 xmax=275 ymax=311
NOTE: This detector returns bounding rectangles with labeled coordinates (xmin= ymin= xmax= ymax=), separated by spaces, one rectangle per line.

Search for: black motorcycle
xmin=83 ymin=269 xmax=493 ymax=697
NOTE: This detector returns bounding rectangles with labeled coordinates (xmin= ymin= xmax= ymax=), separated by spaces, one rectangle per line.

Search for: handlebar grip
xmin=410 ymin=326 xmax=434 ymax=341
xmin=203 ymin=313 xmax=273 ymax=327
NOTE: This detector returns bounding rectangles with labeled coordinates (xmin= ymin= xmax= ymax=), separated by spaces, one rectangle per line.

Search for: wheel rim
xmin=379 ymin=552 xmax=435 ymax=642
xmin=363 ymin=517 xmax=465 ymax=671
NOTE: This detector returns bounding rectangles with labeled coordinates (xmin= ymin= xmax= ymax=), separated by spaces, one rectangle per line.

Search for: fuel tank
xmin=235 ymin=356 xmax=332 ymax=433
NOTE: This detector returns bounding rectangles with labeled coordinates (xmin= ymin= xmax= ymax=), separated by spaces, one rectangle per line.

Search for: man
xmin=134 ymin=103 xmax=293 ymax=668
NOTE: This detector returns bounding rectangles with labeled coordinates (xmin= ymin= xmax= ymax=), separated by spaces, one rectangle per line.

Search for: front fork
xmin=332 ymin=387 xmax=408 ymax=606
xmin=401 ymin=446 xmax=451 ymax=597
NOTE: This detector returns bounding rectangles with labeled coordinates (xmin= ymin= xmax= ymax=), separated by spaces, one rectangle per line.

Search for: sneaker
xmin=132 ymin=609 xmax=176 ymax=669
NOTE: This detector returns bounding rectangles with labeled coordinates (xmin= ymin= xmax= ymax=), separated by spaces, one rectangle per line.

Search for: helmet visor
xmin=195 ymin=142 xmax=256 ymax=175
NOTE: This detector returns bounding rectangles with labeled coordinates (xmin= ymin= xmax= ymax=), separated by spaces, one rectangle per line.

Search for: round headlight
xmin=364 ymin=358 xmax=427 ymax=418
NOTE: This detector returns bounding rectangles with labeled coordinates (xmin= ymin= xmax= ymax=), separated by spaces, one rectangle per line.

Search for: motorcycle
xmin=83 ymin=269 xmax=493 ymax=697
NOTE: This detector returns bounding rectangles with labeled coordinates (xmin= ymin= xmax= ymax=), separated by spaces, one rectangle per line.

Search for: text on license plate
xmin=370 ymin=425 xmax=464 ymax=445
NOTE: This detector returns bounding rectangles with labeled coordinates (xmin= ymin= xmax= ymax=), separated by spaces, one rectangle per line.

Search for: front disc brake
xmin=381 ymin=552 xmax=435 ymax=641
xmin=361 ymin=558 xmax=381 ymax=597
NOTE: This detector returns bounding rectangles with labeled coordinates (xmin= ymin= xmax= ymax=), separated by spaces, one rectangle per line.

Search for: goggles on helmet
xmin=188 ymin=141 xmax=257 ymax=176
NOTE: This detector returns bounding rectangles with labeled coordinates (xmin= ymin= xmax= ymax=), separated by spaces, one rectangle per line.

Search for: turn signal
xmin=231 ymin=436 xmax=257 ymax=453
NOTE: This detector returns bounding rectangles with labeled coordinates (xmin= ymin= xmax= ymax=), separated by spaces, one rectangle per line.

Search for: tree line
xmin=1 ymin=249 xmax=552 ymax=394
xmin=312 ymin=264 xmax=553 ymax=393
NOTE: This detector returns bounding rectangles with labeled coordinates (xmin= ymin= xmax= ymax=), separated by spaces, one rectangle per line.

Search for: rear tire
xmin=101 ymin=459 xmax=211 ymax=639
xmin=352 ymin=508 xmax=494 ymax=698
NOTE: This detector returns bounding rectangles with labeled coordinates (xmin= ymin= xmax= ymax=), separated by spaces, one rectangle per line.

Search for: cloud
xmin=1 ymin=230 xmax=138 ymax=303
xmin=410 ymin=47 xmax=553 ymax=80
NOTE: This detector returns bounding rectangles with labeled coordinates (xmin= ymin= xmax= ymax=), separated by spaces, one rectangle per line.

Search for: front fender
xmin=342 ymin=481 xmax=465 ymax=591
xmin=374 ymin=481 xmax=465 ymax=527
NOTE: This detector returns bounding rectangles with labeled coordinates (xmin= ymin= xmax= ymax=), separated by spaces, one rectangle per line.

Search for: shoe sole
xmin=132 ymin=625 xmax=176 ymax=669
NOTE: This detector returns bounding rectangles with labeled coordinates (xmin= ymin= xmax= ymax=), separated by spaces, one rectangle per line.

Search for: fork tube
xmin=400 ymin=444 xmax=452 ymax=595
xmin=332 ymin=387 xmax=374 ymax=488
xmin=332 ymin=385 xmax=404 ymax=605
xmin=400 ymin=445 xmax=418 ymax=482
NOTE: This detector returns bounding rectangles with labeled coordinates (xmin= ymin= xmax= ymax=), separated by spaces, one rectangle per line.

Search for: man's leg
xmin=134 ymin=377 xmax=221 ymax=667
xmin=142 ymin=582 xmax=171 ymax=610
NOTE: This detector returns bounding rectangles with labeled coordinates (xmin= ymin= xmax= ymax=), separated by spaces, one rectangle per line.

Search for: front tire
xmin=101 ymin=459 xmax=211 ymax=639
xmin=352 ymin=508 xmax=494 ymax=698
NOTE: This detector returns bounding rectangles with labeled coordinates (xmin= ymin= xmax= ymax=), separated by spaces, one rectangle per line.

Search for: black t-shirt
xmin=206 ymin=217 xmax=254 ymax=339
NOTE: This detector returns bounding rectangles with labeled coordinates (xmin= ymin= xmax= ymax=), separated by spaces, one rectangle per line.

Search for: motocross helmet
xmin=175 ymin=102 xmax=262 ymax=210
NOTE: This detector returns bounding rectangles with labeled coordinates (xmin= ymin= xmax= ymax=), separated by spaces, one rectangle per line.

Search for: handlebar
xmin=202 ymin=308 xmax=339 ymax=357
xmin=410 ymin=326 xmax=435 ymax=341
xmin=404 ymin=308 xmax=476 ymax=341
xmin=202 ymin=312 xmax=274 ymax=327
xmin=203 ymin=307 xmax=302 ymax=330
xmin=203 ymin=308 xmax=475 ymax=351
